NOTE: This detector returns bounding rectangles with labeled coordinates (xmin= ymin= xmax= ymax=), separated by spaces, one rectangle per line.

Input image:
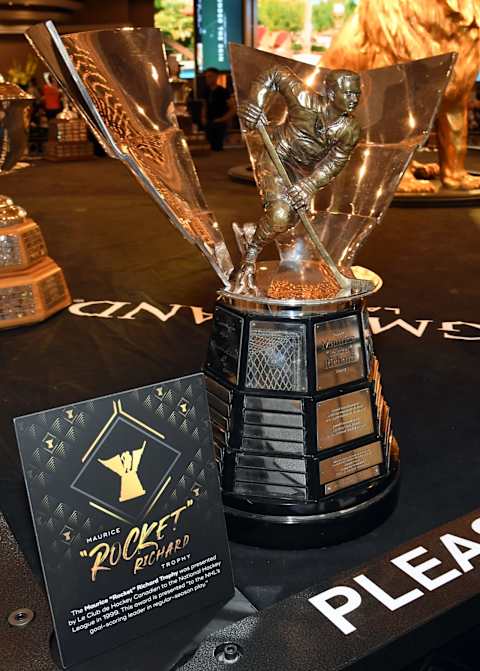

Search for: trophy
xmin=0 ymin=197 xmax=71 ymax=329
xmin=0 ymin=79 xmax=33 ymax=173
xmin=26 ymin=23 xmax=454 ymax=547
xmin=44 ymin=100 xmax=94 ymax=161
xmin=0 ymin=77 xmax=70 ymax=329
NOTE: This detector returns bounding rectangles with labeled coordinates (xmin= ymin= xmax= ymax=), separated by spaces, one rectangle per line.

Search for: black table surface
xmin=1 ymin=150 xmax=479 ymax=667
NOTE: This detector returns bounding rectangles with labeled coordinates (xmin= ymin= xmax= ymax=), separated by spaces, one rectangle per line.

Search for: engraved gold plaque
xmin=319 ymin=440 xmax=383 ymax=485
xmin=315 ymin=315 xmax=365 ymax=390
xmin=316 ymin=388 xmax=374 ymax=451
xmin=324 ymin=465 xmax=381 ymax=495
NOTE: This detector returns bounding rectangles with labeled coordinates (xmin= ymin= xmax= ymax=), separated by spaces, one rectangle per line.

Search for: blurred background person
xmin=41 ymin=73 xmax=62 ymax=120
xmin=202 ymin=67 xmax=236 ymax=151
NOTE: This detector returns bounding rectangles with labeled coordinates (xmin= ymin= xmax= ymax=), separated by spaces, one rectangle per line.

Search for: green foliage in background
xmin=258 ymin=0 xmax=357 ymax=33
xmin=258 ymin=0 xmax=305 ymax=32
xmin=154 ymin=0 xmax=194 ymax=47
xmin=7 ymin=55 xmax=38 ymax=86
xmin=313 ymin=0 xmax=357 ymax=31
xmin=312 ymin=2 xmax=334 ymax=31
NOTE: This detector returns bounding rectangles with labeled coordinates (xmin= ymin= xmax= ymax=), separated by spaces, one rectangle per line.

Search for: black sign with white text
xmin=179 ymin=509 xmax=480 ymax=671
xmin=14 ymin=374 xmax=234 ymax=668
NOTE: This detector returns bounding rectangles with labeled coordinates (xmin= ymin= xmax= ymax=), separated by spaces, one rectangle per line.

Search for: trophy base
xmin=224 ymin=447 xmax=399 ymax=549
xmin=0 ymin=257 xmax=71 ymax=329
xmin=44 ymin=140 xmax=94 ymax=161
xmin=205 ymin=267 xmax=398 ymax=549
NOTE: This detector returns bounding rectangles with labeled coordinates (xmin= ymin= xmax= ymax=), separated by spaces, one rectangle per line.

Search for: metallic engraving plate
xmin=243 ymin=424 xmax=304 ymax=443
xmin=206 ymin=376 xmax=232 ymax=404
xmin=212 ymin=443 xmax=224 ymax=468
xmin=316 ymin=388 xmax=375 ymax=451
xmin=209 ymin=406 xmax=230 ymax=432
xmin=39 ymin=271 xmax=67 ymax=310
xmin=241 ymin=437 xmax=305 ymax=456
xmin=206 ymin=308 xmax=243 ymax=385
xmin=244 ymin=396 xmax=303 ymax=413
xmin=243 ymin=410 xmax=303 ymax=428
xmin=315 ymin=316 xmax=365 ymax=390
xmin=235 ymin=467 xmax=306 ymax=487
xmin=233 ymin=481 xmax=306 ymax=501
xmin=237 ymin=454 xmax=306 ymax=473
xmin=315 ymin=316 xmax=361 ymax=349
xmin=241 ymin=438 xmax=304 ymax=456
xmin=374 ymin=374 xmax=382 ymax=405
xmin=0 ymin=233 xmax=21 ymax=267
xmin=23 ymin=228 xmax=47 ymax=264
xmin=319 ymin=440 xmax=383 ymax=484
xmin=370 ymin=356 xmax=380 ymax=384
xmin=362 ymin=309 xmax=374 ymax=373
xmin=324 ymin=465 xmax=381 ymax=495
xmin=0 ymin=285 xmax=35 ymax=320
xmin=245 ymin=321 xmax=307 ymax=392
xmin=207 ymin=392 xmax=231 ymax=418
xmin=386 ymin=433 xmax=394 ymax=470
xmin=212 ymin=426 xmax=228 ymax=447
xmin=381 ymin=404 xmax=391 ymax=436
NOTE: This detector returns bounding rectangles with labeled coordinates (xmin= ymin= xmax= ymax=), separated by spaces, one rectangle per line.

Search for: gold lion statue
xmin=322 ymin=0 xmax=480 ymax=192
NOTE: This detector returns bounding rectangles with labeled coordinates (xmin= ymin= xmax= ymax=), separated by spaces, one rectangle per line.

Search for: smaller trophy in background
xmin=0 ymin=77 xmax=33 ymax=173
xmin=0 ymin=197 xmax=71 ymax=329
xmin=44 ymin=99 xmax=94 ymax=161
xmin=0 ymin=77 xmax=71 ymax=329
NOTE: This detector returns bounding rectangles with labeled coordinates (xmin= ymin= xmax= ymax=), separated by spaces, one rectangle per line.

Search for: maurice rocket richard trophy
xmin=26 ymin=23 xmax=455 ymax=548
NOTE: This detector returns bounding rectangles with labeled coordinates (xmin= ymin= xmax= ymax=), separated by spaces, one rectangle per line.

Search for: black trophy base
xmin=224 ymin=455 xmax=400 ymax=549
xmin=205 ymin=287 xmax=399 ymax=549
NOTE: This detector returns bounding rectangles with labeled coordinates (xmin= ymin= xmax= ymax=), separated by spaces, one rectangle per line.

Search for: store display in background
xmin=0 ymin=196 xmax=71 ymax=330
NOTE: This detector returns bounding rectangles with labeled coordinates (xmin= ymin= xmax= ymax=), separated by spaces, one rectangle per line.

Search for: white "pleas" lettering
xmin=309 ymin=516 xmax=480 ymax=634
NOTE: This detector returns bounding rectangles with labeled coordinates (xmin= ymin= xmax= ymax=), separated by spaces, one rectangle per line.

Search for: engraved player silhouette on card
xmin=98 ymin=442 xmax=147 ymax=502
xmin=71 ymin=401 xmax=180 ymax=523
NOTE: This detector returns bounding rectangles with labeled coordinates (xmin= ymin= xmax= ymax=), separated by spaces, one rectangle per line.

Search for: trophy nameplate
xmin=324 ymin=465 xmax=382 ymax=494
xmin=315 ymin=316 xmax=365 ymax=390
xmin=320 ymin=440 xmax=383 ymax=485
xmin=316 ymin=388 xmax=375 ymax=451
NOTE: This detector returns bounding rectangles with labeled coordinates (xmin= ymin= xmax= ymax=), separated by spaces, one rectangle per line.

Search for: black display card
xmin=14 ymin=374 xmax=234 ymax=668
